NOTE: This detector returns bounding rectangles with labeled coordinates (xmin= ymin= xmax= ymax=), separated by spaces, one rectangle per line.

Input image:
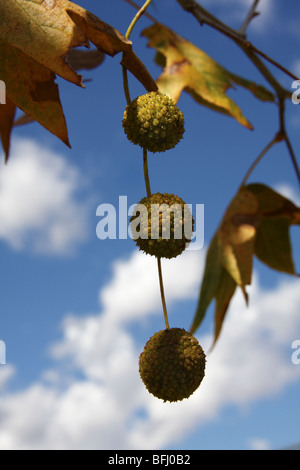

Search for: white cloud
xmin=0 ymin=365 xmax=15 ymax=391
xmin=0 ymin=139 xmax=90 ymax=255
xmin=99 ymin=249 xmax=204 ymax=323
xmin=248 ymin=437 xmax=271 ymax=450
xmin=0 ymin=249 xmax=299 ymax=450
xmin=274 ymin=182 xmax=300 ymax=206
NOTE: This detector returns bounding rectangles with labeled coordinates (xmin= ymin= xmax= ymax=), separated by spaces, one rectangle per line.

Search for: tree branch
xmin=238 ymin=0 xmax=260 ymax=36
xmin=174 ymin=0 xmax=299 ymax=83
xmin=278 ymin=98 xmax=300 ymax=187
xmin=175 ymin=0 xmax=300 ymax=186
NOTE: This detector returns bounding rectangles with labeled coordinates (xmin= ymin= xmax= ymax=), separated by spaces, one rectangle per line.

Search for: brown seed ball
xmin=130 ymin=193 xmax=194 ymax=259
xmin=139 ymin=328 xmax=206 ymax=402
xmin=122 ymin=92 xmax=185 ymax=153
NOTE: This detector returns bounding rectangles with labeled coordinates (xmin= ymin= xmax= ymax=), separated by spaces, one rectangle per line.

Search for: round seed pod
xmin=130 ymin=192 xmax=194 ymax=259
xmin=122 ymin=92 xmax=185 ymax=153
xmin=139 ymin=328 xmax=206 ymax=402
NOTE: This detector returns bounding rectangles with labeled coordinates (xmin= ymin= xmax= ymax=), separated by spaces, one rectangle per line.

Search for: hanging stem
xmin=122 ymin=0 xmax=153 ymax=105
xmin=143 ymin=147 xmax=170 ymax=329
xmin=122 ymin=66 xmax=131 ymax=105
xmin=125 ymin=0 xmax=153 ymax=40
xmin=122 ymin=0 xmax=169 ymax=330
xmin=143 ymin=148 xmax=152 ymax=197
xmin=157 ymin=257 xmax=170 ymax=329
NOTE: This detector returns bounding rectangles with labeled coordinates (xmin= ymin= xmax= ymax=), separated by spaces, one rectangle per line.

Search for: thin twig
xmin=238 ymin=0 xmax=260 ymax=36
xmin=143 ymin=148 xmax=152 ymax=197
xmin=157 ymin=257 xmax=170 ymax=329
xmin=285 ymin=135 xmax=300 ymax=188
xmin=240 ymin=133 xmax=283 ymax=188
xmin=125 ymin=0 xmax=153 ymax=39
xmin=122 ymin=65 xmax=131 ymax=105
xmin=278 ymin=99 xmax=300 ymax=187
xmin=249 ymin=45 xmax=299 ymax=83
xmin=124 ymin=0 xmax=157 ymax=24
xmin=122 ymin=0 xmax=154 ymax=106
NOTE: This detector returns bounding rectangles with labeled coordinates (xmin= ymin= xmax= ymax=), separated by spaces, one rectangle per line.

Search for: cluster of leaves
xmin=0 ymin=0 xmax=156 ymax=160
xmin=0 ymin=0 xmax=299 ymax=346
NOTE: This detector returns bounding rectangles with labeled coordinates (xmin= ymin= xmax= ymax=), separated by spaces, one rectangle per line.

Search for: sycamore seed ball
xmin=130 ymin=192 xmax=194 ymax=259
xmin=139 ymin=328 xmax=206 ymax=402
xmin=122 ymin=92 xmax=185 ymax=153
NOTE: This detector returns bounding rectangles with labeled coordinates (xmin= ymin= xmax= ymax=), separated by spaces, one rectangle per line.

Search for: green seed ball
xmin=139 ymin=328 xmax=206 ymax=402
xmin=122 ymin=92 xmax=185 ymax=153
xmin=130 ymin=193 xmax=194 ymax=259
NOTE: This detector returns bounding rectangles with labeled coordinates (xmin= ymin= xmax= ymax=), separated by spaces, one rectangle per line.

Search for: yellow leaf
xmin=0 ymin=0 xmax=88 ymax=87
xmin=219 ymin=188 xmax=258 ymax=297
xmin=142 ymin=23 xmax=273 ymax=129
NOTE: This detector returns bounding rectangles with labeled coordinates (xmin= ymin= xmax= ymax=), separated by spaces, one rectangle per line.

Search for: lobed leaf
xmin=191 ymin=184 xmax=299 ymax=346
xmin=247 ymin=183 xmax=300 ymax=274
xmin=142 ymin=23 xmax=275 ymax=128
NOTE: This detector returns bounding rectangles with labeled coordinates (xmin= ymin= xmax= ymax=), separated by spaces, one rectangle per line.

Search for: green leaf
xmin=213 ymin=268 xmax=237 ymax=346
xmin=189 ymin=232 xmax=237 ymax=347
xmin=229 ymin=72 xmax=275 ymax=102
xmin=247 ymin=183 xmax=300 ymax=274
xmin=190 ymin=233 xmax=222 ymax=335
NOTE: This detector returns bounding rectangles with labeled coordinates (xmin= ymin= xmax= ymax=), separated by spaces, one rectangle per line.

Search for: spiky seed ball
xmin=122 ymin=92 xmax=185 ymax=153
xmin=130 ymin=192 xmax=194 ymax=259
xmin=139 ymin=328 xmax=206 ymax=402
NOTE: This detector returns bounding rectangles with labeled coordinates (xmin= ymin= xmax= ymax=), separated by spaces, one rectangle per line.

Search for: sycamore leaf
xmin=189 ymin=233 xmax=237 ymax=346
xmin=0 ymin=38 xmax=70 ymax=152
xmin=0 ymin=0 xmax=157 ymax=159
xmin=66 ymin=5 xmax=157 ymax=92
xmin=14 ymin=49 xmax=106 ymax=129
xmin=190 ymin=184 xmax=299 ymax=346
xmin=247 ymin=183 xmax=300 ymax=274
xmin=190 ymin=187 xmax=257 ymax=344
xmin=142 ymin=23 xmax=275 ymax=129
xmin=0 ymin=0 xmax=88 ymax=87
xmin=219 ymin=188 xmax=258 ymax=301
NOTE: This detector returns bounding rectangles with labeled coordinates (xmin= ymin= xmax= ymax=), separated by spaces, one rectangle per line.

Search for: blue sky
xmin=0 ymin=0 xmax=299 ymax=450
